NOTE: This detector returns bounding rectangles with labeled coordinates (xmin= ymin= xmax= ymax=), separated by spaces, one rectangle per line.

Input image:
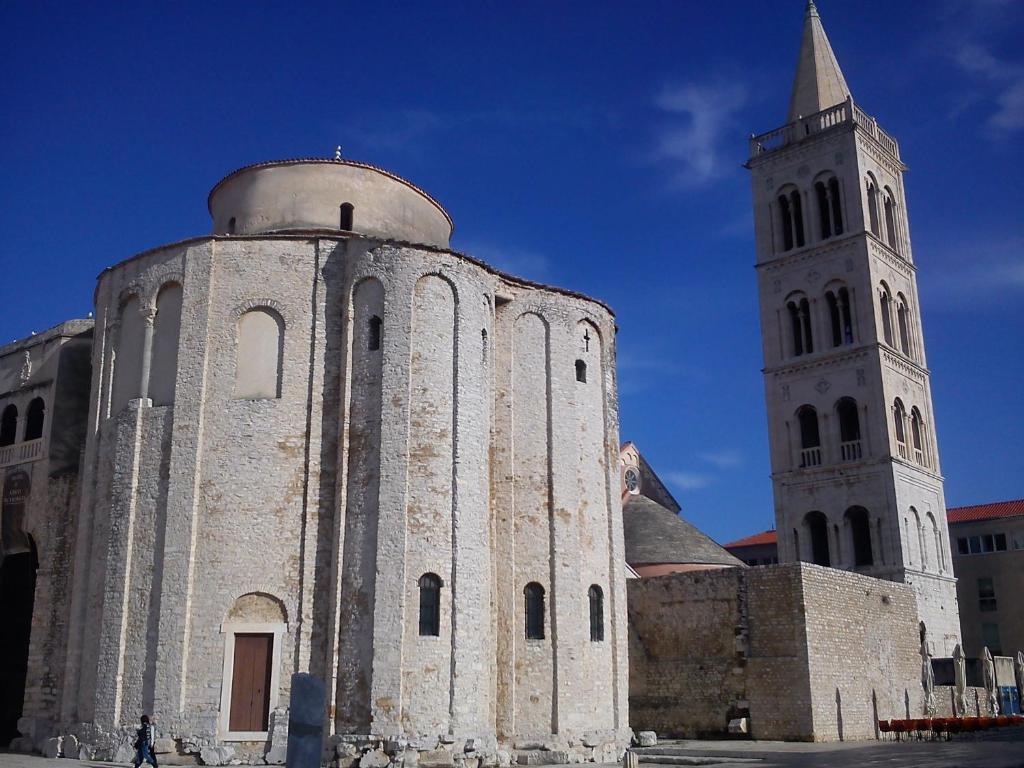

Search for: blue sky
xmin=1 ymin=1 xmax=1021 ymax=545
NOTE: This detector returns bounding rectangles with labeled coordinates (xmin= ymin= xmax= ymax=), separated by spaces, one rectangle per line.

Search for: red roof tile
xmin=724 ymin=529 xmax=778 ymax=548
xmin=947 ymin=499 xmax=1024 ymax=524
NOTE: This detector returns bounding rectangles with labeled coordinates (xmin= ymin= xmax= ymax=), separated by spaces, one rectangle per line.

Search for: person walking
xmin=132 ymin=715 xmax=158 ymax=768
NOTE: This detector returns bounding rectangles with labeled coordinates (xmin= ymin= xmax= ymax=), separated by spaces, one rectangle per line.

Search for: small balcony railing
xmin=840 ymin=440 xmax=862 ymax=462
xmin=749 ymin=96 xmax=900 ymax=160
xmin=896 ymin=441 xmax=909 ymax=460
xmin=0 ymin=438 xmax=44 ymax=468
xmin=914 ymin=448 xmax=925 ymax=465
xmin=800 ymin=446 xmax=822 ymax=468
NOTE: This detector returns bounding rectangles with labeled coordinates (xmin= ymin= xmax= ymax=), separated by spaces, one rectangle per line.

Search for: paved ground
xmin=3 ymin=731 xmax=1024 ymax=768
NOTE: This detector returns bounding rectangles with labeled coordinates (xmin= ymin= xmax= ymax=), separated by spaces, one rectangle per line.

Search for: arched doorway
xmin=0 ymin=537 xmax=38 ymax=746
xmin=804 ymin=511 xmax=831 ymax=567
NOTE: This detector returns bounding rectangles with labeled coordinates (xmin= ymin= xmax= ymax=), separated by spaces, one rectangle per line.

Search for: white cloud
xmin=921 ymin=236 xmax=1024 ymax=308
xmin=698 ymin=450 xmax=743 ymax=470
xmin=652 ymin=80 xmax=748 ymax=187
xmin=664 ymin=471 xmax=712 ymax=490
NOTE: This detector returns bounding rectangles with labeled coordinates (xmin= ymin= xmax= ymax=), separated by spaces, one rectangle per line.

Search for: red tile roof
xmin=947 ymin=499 xmax=1024 ymax=524
xmin=724 ymin=529 xmax=778 ymax=549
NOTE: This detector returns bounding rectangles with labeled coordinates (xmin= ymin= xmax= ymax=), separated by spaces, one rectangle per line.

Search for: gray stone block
xmin=361 ymin=749 xmax=391 ymax=768
xmin=419 ymin=749 xmax=455 ymax=768
xmin=200 ymin=746 xmax=237 ymax=766
xmin=42 ymin=736 xmax=63 ymax=758
xmin=9 ymin=736 xmax=34 ymax=753
xmin=265 ymin=745 xmax=287 ymax=765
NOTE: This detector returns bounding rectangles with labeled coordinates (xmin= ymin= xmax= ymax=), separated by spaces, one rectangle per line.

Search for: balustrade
xmin=840 ymin=440 xmax=862 ymax=462
xmin=750 ymin=97 xmax=900 ymax=159
xmin=896 ymin=441 xmax=909 ymax=461
xmin=800 ymin=446 xmax=822 ymax=468
xmin=0 ymin=437 xmax=44 ymax=468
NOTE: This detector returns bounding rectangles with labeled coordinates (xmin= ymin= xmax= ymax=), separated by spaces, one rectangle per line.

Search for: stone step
xmin=635 ymin=755 xmax=762 ymax=766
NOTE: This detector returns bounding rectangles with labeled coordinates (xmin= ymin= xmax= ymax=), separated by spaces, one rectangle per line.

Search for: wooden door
xmin=229 ymin=633 xmax=273 ymax=732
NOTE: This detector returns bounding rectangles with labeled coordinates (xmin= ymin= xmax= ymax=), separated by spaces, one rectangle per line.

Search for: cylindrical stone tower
xmin=61 ymin=157 xmax=629 ymax=764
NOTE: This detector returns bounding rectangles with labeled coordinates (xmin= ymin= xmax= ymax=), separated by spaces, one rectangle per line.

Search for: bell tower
xmin=746 ymin=1 xmax=960 ymax=654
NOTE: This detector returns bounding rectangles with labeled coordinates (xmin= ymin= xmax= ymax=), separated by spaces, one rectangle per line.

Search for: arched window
xmin=866 ymin=177 xmax=880 ymax=236
xmin=893 ymin=399 xmax=907 ymax=459
xmin=150 ymin=283 xmax=183 ymax=406
xmin=911 ymin=507 xmax=927 ymax=570
xmin=418 ymin=573 xmax=441 ymax=636
xmin=879 ymin=284 xmax=894 ymax=346
xmin=0 ymin=404 xmax=17 ymax=446
xmin=777 ymin=189 xmax=805 ymax=251
xmin=235 ymin=308 xmax=284 ymax=399
xmin=829 ymin=177 xmax=843 ymax=235
xmin=339 ymin=203 xmax=354 ymax=231
xmin=368 ymin=315 xmax=382 ymax=351
xmin=815 ymin=181 xmax=831 ymax=239
xmin=112 ymin=295 xmax=145 ymax=414
xmin=836 ymin=397 xmax=861 ymax=461
xmin=825 ymin=286 xmax=853 ymax=347
xmin=575 ymin=359 xmax=587 ymax=383
xmin=846 ymin=506 xmax=873 ymax=567
xmin=588 ymin=585 xmax=604 ymax=642
xmin=786 ymin=296 xmax=813 ymax=356
xmin=805 ymin=511 xmax=831 ymax=567
xmin=524 ymin=582 xmax=545 ymax=640
xmin=24 ymin=398 xmax=45 ymax=441
xmin=883 ymin=190 xmax=898 ymax=250
xmin=814 ymin=176 xmax=843 ymax=240
xmin=929 ymin=514 xmax=944 ymax=573
xmin=910 ymin=407 xmax=926 ymax=466
xmin=896 ymin=294 xmax=911 ymax=357
xmin=797 ymin=405 xmax=821 ymax=467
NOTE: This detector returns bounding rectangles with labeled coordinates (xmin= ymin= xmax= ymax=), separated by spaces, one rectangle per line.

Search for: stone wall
xmin=54 ymin=230 xmax=628 ymax=763
xmin=628 ymin=563 xmax=922 ymax=742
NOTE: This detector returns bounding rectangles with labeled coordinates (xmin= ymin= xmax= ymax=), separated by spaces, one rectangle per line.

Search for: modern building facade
xmin=746 ymin=1 xmax=960 ymax=655
xmin=947 ymin=500 xmax=1024 ymax=658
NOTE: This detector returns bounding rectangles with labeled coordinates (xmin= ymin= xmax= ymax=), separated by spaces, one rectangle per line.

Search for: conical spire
xmin=787 ymin=1 xmax=851 ymax=122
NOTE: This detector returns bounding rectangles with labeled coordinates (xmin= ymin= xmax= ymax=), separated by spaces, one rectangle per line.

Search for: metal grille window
xmin=418 ymin=573 xmax=441 ymax=636
xmin=978 ymin=577 xmax=997 ymax=613
xmin=588 ymin=585 xmax=604 ymax=642
xmin=524 ymin=582 xmax=545 ymax=640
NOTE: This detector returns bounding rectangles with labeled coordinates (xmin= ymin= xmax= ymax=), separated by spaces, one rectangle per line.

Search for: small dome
xmin=208 ymin=158 xmax=453 ymax=248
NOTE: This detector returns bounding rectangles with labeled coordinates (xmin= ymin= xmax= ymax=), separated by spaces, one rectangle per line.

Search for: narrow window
xmin=867 ymin=180 xmax=880 ymax=236
xmin=778 ymin=195 xmax=794 ymax=251
xmin=799 ymin=298 xmax=813 ymax=353
xmin=575 ymin=359 xmax=587 ymax=383
xmin=481 ymin=328 xmax=488 ymax=363
xmin=0 ymin=404 xmax=17 ymax=446
xmin=787 ymin=301 xmax=804 ymax=356
xmin=228 ymin=217 xmax=237 ymax=234
xmin=339 ymin=203 xmax=354 ymax=231
xmin=793 ymin=528 xmax=801 ymax=562
xmin=826 ymin=291 xmax=842 ymax=347
xmin=418 ymin=573 xmax=441 ymax=636
xmin=880 ymin=287 xmax=894 ymax=346
xmin=846 ymin=506 xmax=873 ymax=566
xmin=978 ymin=578 xmax=997 ymax=612
xmin=910 ymin=408 xmax=925 ymax=465
xmin=884 ymin=192 xmax=898 ymax=250
xmin=150 ymin=282 xmax=183 ymax=406
xmin=790 ymin=191 xmax=805 ymax=247
xmin=838 ymin=287 xmax=853 ymax=344
xmin=816 ymin=182 xmax=831 ymax=239
xmin=797 ymin=405 xmax=821 ymax=467
xmin=805 ymin=511 xmax=831 ymax=567
xmin=829 ymin=177 xmax=843 ymax=235
xmin=524 ymin=582 xmax=545 ymax=640
xmin=368 ymin=315 xmax=382 ymax=351
xmin=897 ymin=297 xmax=911 ymax=357
xmin=893 ymin=399 xmax=907 ymax=457
xmin=836 ymin=397 xmax=861 ymax=461
xmin=588 ymin=585 xmax=604 ymax=642
xmin=24 ymin=398 xmax=45 ymax=441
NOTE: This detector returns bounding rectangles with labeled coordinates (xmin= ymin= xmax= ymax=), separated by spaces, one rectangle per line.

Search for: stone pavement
xmin=4 ymin=732 xmax=1024 ymax=768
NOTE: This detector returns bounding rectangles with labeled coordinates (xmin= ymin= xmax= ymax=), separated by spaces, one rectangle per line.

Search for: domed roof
xmin=207 ymin=157 xmax=453 ymax=248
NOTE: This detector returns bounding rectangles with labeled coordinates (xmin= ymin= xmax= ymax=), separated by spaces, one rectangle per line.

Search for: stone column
xmin=138 ymin=305 xmax=157 ymax=401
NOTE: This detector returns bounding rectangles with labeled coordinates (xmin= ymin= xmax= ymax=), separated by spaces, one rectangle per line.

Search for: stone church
xmin=1 ymin=157 xmax=630 ymax=762
xmin=0 ymin=0 xmax=963 ymax=760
